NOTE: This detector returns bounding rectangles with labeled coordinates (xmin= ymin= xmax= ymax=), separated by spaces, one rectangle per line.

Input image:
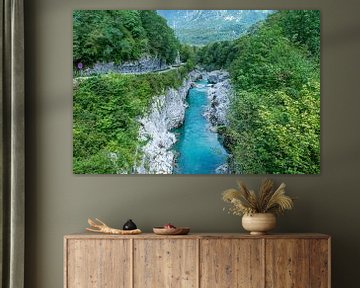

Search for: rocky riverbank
xmin=135 ymin=70 xmax=202 ymax=174
xmin=203 ymin=70 xmax=233 ymax=174
xmin=203 ymin=70 xmax=233 ymax=127
xmin=134 ymin=69 xmax=232 ymax=174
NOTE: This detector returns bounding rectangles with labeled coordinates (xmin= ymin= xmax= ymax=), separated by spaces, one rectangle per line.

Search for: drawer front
xmin=134 ymin=239 xmax=198 ymax=288
xmin=66 ymin=239 xmax=131 ymax=288
xmin=200 ymin=239 xmax=264 ymax=288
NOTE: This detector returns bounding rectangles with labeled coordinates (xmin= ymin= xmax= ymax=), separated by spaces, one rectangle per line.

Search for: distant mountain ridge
xmin=157 ymin=10 xmax=273 ymax=45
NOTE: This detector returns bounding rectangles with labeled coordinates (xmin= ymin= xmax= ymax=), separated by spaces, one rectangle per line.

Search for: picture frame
xmin=72 ymin=9 xmax=320 ymax=175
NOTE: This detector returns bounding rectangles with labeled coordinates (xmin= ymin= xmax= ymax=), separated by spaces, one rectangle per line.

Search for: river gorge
xmin=173 ymin=79 xmax=228 ymax=174
xmin=135 ymin=70 xmax=232 ymax=174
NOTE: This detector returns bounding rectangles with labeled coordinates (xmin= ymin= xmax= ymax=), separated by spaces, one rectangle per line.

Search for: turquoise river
xmin=173 ymin=79 xmax=228 ymax=174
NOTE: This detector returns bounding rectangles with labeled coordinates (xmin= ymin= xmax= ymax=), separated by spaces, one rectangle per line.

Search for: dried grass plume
xmin=222 ymin=179 xmax=294 ymax=216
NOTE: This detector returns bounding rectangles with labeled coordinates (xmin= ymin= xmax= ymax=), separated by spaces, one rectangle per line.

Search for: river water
xmin=173 ymin=79 xmax=228 ymax=174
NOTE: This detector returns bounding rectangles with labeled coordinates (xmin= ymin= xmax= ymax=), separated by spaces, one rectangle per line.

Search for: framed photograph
xmin=72 ymin=10 xmax=320 ymax=175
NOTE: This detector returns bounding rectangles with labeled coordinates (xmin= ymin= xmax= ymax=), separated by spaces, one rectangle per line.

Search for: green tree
xmin=279 ymin=10 xmax=320 ymax=59
xmin=140 ymin=10 xmax=180 ymax=64
xmin=220 ymin=10 xmax=320 ymax=174
xmin=73 ymin=10 xmax=180 ymax=68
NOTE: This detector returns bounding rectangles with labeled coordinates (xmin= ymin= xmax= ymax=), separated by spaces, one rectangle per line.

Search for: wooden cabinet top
xmin=64 ymin=232 xmax=330 ymax=240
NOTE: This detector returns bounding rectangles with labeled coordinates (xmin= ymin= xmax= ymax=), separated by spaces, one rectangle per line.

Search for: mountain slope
xmin=157 ymin=10 xmax=273 ymax=45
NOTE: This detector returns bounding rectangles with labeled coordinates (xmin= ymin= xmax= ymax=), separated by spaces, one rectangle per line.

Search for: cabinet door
xmin=66 ymin=239 xmax=131 ymax=288
xmin=309 ymin=239 xmax=330 ymax=288
xmin=200 ymin=239 xmax=264 ymax=288
xmin=266 ymin=239 xmax=310 ymax=288
xmin=134 ymin=239 xmax=198 ymax=288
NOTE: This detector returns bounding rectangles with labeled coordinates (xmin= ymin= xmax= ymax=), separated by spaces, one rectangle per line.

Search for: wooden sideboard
xmin=64 ymin=233 xmax=330 ymax=288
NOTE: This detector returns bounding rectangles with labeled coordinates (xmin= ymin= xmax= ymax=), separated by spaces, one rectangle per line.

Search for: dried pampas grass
xmin=222 ymin=179 xmax=294 ymax=216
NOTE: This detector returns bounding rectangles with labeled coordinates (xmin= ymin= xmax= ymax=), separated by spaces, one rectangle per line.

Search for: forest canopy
xmin=73 ymin=10 xmax=180 ymax=68
xmin=197 ymin=10 xmax=320 ymax=173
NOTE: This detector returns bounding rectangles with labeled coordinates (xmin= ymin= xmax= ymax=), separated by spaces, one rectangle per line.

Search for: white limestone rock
xmin=135 ymin=70 xmax=201 ymax=174
xmin=215 ymin=163 xmax=229 ymax=174
xmin=83 ymin=56 xmax=169 ymax=75
xmin=207 ymin=70 xmax=230 ymax=84
xmin=204 ymin=71 xmax=233 ymax=126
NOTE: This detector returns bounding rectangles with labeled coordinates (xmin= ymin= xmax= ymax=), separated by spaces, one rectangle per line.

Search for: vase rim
xmin=243 ymin=212 xmax=276 ymax=216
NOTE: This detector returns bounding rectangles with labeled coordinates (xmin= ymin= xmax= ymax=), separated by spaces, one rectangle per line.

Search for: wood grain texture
xmin=66 ymin=239 xmax=131 ymax=288
xmin=265 ymin=239 xmax=310 ymax=288
xmin=133 ymin=239 xmax=197 ymax=288
xmin=200 ymin=239 xmax=264 ymax=288
xmin=310 ymin=239 xmax=330 ymax=288
xmin=65 ymin=233 xmax=330 ymax=240
xmin=64 ymin=239 xmax=68 ymax=288
xmin=64 ymin=234 xmax=330 ymax=288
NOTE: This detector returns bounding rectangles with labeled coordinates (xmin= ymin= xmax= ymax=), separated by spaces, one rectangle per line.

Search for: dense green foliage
xmin=280 ymin=10 xmax=320 ymax=59
xmin=179 ymin=44 xmax=198 ymax=68
xmin=73 ymin=67 xmax=190 ymax=174
xmin=212 ymin=10 xmax=320 ymax=174
xmin=73 ymin=10 xmax=179 ymax=68
xmin=197 ymin=40 xmax=239 ymax=70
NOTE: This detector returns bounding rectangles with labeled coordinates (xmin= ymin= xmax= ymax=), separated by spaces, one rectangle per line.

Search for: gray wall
xmin=24 ymin=0 xmax=360 ymax=287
